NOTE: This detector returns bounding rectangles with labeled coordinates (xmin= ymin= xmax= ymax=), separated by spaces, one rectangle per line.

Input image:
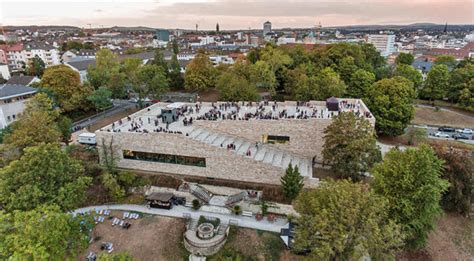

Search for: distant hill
xmin=3 ymin=25 xmax=80 ymax=31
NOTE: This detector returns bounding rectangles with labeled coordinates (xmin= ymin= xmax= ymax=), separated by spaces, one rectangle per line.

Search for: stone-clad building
xmin=96 ymin=99 xmax=374 ymax=187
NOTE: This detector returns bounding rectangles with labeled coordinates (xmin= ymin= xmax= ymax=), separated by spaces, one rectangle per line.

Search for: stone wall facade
xmin=96 ymin=131 xmax=297 ymax=185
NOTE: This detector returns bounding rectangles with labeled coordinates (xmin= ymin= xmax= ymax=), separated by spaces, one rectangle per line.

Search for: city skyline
xmin=1 ymin=0 xmax=473 ymax=30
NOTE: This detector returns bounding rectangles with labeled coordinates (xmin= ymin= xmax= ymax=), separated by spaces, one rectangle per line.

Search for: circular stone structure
xmin=197 ymin=223 xmax=215 ymax=239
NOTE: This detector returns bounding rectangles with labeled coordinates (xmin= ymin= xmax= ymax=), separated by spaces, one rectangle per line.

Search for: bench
xmin=242 ymin=211 xmax=253 ymax=217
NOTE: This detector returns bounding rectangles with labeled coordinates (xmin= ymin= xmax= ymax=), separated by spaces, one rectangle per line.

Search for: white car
xmin=434 ymin=132 xmax=450 ymax=138
xmin=460 ymin=128 xmax=473 ymax=134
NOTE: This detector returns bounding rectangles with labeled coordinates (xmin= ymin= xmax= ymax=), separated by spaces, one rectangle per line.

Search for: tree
xmin=41 ymin=65 xmax=93 ymax=112
xmin=458 ymin=79 xmax=474 ymax=109
xmin=26 ymin=55 xmax=45 ymax=77
xmin=360 ymin=43 xmax=386 ymax=71
xmin=372 ymin=145 xmax=449 ymax=249
xmin=280 ymin=163 xmax=303 ymax=201
xmin=405 ymin=126 xmax=427 ymax=146
xmin=421 ymin=64 xmax=450 ymax=101
xmin=216 ymin=71 xmax=258 ymax=101
xmin=153 ymin=49 xmax=168 ymax=72
xmin=250 ymin=61 xmax=277 ymax=92
xmin=395 ymin=53 xmax=414 ymax=65
xmin=448 ymin=63 xmax=474 ymax=103
xmin=3 ymin=93 xmax=61 ymax=151
xmin=108 ymin=72 xmax=127 ymax=98
xmin=434 ymin=55 xmax=457 ymax=68
xmin=260 ymin=45 xmax=292 ymax=74
xmin=87 ymin=49 xmax=120 ymax=89
xmin=135 ymin=64 xmax=169 ymax=104
xmin=87 ymin=86 xmax=113 ymax=112
xmin=284 ymin=65 xmax=309 ymax=98
xmin=65 ymin=41 xmax=84 ymax=51
xmin=102 ymin=172 xmax=125 ymax=201
xmin=322 ymin=112 xmax=381 ymax=180
xmin=171 ymin=38 xmax=179 ymax=54
xmin=293 ymin=180 xmax=404 ymax=260
xmin=169 ymin=54 xmax=184 ymax=89
xmin=347 ymin=69 xmax=375 ymax=98
xmin=192 ymin=199 xmax=200 ymax=210
xmin=0 ymin=143 xmax=91 ymax=211
xmin=433 ymin=146 xmax=473 ymax=216
xmin=309 ymin=67 xmax=346 ymax=100
xmin=393 ymin=64 xmax=423 ymax=89
xmin=364 ymin=76 xmax=416 ymax=136
xmin=0 ymin=205 xmax=93 ymax=259
xmin=184 ymin=53 xmax=217 ymax=91
xmin=246 ymin=48 xmax=260 ymax=64
xmin=57 ymin=116 xmax=73 ymax=145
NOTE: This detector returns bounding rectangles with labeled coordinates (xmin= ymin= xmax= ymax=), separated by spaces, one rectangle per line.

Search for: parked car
xmin=458 ymin=128 xmax=473 ymax=134
xmin=435 ymin=132 xmax=450 ymax=138
xmin=452 ymin=133 xmax=470 ymax=140
xmin=438 ymin=126 xmax=455 ymax=132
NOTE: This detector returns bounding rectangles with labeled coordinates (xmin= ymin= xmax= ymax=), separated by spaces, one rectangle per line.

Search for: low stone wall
xmin=184 ymin=228 xmax=228 ymax=256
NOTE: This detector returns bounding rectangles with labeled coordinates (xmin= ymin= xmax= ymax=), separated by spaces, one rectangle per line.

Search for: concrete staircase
xmin=217 ymin=223 xmax=229 ymax=235
xmin=187 ymin=128 xmax=312 ymax=178
xmin=188 ymin=218 xmax=199 ymax=231
xmin=190 ymin=184 xmax=213 ymax=203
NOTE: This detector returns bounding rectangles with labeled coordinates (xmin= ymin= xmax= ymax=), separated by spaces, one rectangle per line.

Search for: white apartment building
xmin=4 ymin=43 xmax=60 ymax=72
xmin=0 ymin=84 xmax=37 ymax=129
xmin=0 ymin=64 xmax=11 ymax=80
xmin=367 ymin=34 xmax=396 ymax=57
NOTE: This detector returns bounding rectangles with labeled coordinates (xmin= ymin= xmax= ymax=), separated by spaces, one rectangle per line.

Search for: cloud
xmin=2 ymin=0 xmax=473 ymax=29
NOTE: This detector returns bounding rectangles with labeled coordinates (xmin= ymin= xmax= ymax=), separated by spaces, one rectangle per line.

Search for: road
xmin=72 ymin=99 xmax=136 ymax=131
xmin=73 ymin=204 xmax=288 ymax=233
xmin=412 ymin=125 xmax=474 ymax=144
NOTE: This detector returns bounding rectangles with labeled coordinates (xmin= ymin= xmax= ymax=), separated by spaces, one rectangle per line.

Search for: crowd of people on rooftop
xmin=103 ymin=99 xmax=371 ymax=134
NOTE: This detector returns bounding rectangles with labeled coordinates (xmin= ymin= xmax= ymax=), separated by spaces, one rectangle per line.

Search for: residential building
xmin=426 ymin=42 xmax=474 ymax=60
xmin=61 ymin=49 xmax=96 ymax=63
xmin=0 ymin=42 xmax=60 ymax=72
xmin=0 ymin=84 xmax=37 ymax=129
xmin=367 ymin=34 xmax=396 ymax=57
xmin=0 ymin=64 xmax=11 ymax=80
xmin=6 ymin=75 xmax=40 ymax=86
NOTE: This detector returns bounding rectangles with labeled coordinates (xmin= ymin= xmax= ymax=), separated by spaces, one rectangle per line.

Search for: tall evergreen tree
xmin=280 ymin=163 xmax=304 ymax=201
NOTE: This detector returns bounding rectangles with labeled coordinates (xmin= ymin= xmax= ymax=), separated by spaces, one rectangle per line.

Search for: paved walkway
xmin=73 ymin=204 xmax=288 ymax=233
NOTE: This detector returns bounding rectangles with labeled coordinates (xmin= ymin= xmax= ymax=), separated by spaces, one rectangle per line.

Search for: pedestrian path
xmin=73 ymin=204 xmax=288 ymax=233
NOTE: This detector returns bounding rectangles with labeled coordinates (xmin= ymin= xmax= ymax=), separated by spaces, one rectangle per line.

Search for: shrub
xmin=233 ymin=205 xmax=242 ymax=215
xmin=192 ymin=199 xmax=200 ymax=210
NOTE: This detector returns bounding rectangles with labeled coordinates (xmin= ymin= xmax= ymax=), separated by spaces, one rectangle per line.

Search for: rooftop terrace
xmin=99 ymin=99 xmax=373 ymax=135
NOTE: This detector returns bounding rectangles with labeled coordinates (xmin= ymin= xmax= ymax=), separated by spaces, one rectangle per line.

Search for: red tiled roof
xmin=0 ymin=43 xmax=24 ymax=52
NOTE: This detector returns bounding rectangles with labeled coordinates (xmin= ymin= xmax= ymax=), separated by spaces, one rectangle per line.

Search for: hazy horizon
xmin=1 ymin=0 xmax=473 ymax=30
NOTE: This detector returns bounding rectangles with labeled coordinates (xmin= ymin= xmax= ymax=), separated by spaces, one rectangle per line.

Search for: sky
xmin=1 ymin=0 xmax=473 ymax=30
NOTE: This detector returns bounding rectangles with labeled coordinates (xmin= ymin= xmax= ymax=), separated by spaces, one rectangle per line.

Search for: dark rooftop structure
xmin=66 ymin=59 xmax=96 ymax=71
xmin=0 ymin=84 xmax=37 ymax=100
xmin=6 ymin=75 xmax=39 ymax=86
xmin=326 ymin=97 xmax=339 ymax=111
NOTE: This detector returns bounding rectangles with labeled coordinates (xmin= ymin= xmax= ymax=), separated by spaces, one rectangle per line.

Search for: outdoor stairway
xmin=186 ymin=128 xmax=312 ymax=178
xmin=190 ymin=184 xmax=213 ymax=203
xmin=217 ymin=223 xmax=229 ymax=235
xmin=188 ymin=218 xmax=199 ymax=231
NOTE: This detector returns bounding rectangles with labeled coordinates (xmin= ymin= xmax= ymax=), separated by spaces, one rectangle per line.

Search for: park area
xmin=412 ymin=106 xmax=474 ymax=128
xmin=79 ymin=211 xmax=188 ymax=260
